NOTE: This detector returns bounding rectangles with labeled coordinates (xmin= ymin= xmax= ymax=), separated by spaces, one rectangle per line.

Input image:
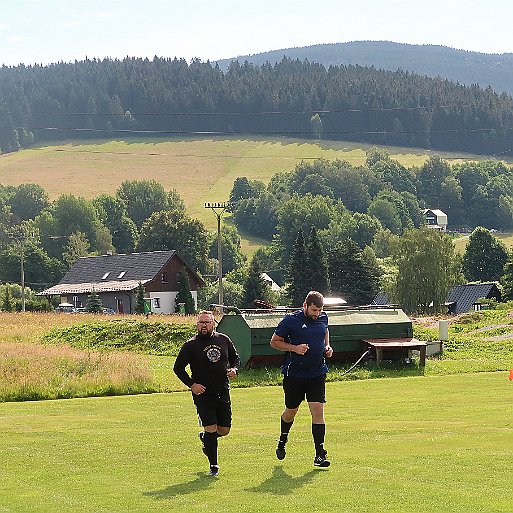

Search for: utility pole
xmin=204 ymin=202 xmax=230 ymax=306
xmin=20 ymin=239 xmax=25 ymax=312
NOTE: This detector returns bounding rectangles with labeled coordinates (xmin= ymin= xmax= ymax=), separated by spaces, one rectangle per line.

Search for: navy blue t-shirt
xmin=274 ymin=309 xmax=329 ymax=378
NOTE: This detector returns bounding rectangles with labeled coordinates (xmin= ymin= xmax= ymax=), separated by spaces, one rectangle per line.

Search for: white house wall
xmin=149 ymin=291 xmax=198 ymax=313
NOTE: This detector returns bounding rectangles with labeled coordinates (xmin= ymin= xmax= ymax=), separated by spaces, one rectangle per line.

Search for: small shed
xmin=424 ymin=209 xmax=448 ymax=231
xmin=217 ymin=306 xmax=413 ymax=367
xmin=446 ymin=282 xmax=501 ymax=314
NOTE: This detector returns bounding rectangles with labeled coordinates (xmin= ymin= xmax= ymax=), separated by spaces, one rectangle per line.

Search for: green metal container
xmin=216 ymin=306 xmax=413 ymax=367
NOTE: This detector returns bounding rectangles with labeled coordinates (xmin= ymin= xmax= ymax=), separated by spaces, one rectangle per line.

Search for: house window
xmin=161 ymin=272 xmax=168 ymax=283
xmin=154 ymin=297 xmax=161 ymax=308
xmin=101 ymin=272 xmax=110 ymax=280
xmin=118 ymin=271 xmax=126 ymax=279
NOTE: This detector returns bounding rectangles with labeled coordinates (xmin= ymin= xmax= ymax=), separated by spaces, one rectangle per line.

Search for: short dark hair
xmin=304 ymin=291 xmax=324 ymax=308
xmin=197 ymin=310 xmax=214 ymax=320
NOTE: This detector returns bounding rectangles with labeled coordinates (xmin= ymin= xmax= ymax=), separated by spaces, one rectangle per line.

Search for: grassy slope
xmin=0 ymin=136 xmax=490 ymax=230
xmin=454 ymin=231 xmax=513 ymax=254
xmin=0 ymin=372 xmax=511 ymax=513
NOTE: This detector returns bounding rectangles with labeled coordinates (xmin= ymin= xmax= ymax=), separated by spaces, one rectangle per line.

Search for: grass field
xmin=0 ymin=136 xmax=494 ymax=229
xmin=453 ymin=231 xmax=513 ymax=254
xmin=0 ymin=372 xmax=511 ymax=513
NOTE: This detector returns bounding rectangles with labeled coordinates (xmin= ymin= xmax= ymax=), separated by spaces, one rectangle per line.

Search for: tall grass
xmin=0 ymin=342 xmax=158 ymax=401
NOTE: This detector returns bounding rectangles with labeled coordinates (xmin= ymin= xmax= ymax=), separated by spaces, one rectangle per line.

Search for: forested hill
xmin=217 ymin=41 xmax=513 ymax=96
xmin=0 ymin=56 xmax=512 ymax=156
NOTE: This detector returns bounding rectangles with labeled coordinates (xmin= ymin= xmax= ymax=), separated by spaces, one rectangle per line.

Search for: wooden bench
xmin=363 ymin=338 xmax=428 ymax=367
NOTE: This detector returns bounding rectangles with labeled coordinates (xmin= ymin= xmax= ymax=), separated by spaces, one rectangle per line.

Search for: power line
xmin=3 ymin=104 xmax=475 ymax=117
xmin=2 ymin=124 xmax=510 ymax=137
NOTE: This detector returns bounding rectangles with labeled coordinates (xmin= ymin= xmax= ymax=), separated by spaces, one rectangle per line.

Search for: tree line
xmin=0 ymin=180 xmax=246 ymax=298
xmin=230 ymin=151 xmax=513 ymax=246
xmin=225 ymin=151 xmax=513 ymax=313
xmin=0 ymin=172 xmax=513 ymax=313
xmin=0 ymin=57 xmax=512 ymax=155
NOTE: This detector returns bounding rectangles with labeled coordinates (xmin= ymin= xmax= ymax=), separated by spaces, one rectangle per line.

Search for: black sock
xmin=203 ymin=431 xmax=218 ymax=465
xmin=279 ymin=417 xmax=293 ymax=445
xmin=312 ymin=423 xmax=326 ymax=455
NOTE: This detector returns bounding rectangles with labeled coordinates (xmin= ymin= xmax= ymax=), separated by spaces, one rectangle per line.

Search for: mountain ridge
xmin=216 ymin=41 xmax=513 ymax=96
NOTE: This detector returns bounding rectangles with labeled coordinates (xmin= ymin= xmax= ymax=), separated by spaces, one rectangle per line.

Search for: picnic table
xmin=363 ymin=337 xmax=428 ymax=366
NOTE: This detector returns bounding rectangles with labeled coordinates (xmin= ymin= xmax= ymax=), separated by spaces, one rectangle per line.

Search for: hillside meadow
xmin=0 ymin=136 xmax=491 ymax=230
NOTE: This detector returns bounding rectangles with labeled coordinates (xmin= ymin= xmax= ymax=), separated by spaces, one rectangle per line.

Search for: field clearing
xmin=0 ymin=311 xmax=195 ymax=345
xmin=0 ymin=372 xmax=511 ymax=513
xmin=0 ymin=136 xmax=492 ymax=229
xmin=453 ymin=231 xmax=513 ymax=254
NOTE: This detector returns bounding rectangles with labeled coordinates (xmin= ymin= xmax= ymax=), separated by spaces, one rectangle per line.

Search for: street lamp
xmin=204 ymin=202 xmax=230 ymax=306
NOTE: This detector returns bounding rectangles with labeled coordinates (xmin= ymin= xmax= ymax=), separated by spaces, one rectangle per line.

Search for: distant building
xmin=372 ymin=282 xmax=501 ymax=314
xmin=446 ymin=282 xmax=501 ymax=315
xmin=39 ymin=250 xmax=205 ymax=314
xmin=424 ymin=209 xmax=448 ymax=231
xmin=261 ymin=272 xmax=281 ymax=291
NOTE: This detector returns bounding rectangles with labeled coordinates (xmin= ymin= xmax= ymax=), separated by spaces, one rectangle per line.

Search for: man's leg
xmin=276 ymin=406 xmax=299 ymax=460
xmin=203 ymin=425 xmax=219 ymax=463
xmin=308 ymin=402 xmax=330 ymax=467
xmin=277 ymin=376 xmax=304 ymax=460
xmin=194 ymin=395 xmax=220 ymax=475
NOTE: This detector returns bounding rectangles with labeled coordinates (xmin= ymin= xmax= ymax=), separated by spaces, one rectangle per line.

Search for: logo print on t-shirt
xmin=205 ymin=345 xmax=221 ymax=363
xmin=302 ymin=324 xmax=307 ymax=328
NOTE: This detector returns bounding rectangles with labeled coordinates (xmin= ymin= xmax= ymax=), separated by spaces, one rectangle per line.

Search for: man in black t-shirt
xmin=174 ymin=310 xmax=240 ymax=477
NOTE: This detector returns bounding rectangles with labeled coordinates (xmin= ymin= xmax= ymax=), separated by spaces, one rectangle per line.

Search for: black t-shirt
xmin=173 ymin=332 xmax=240 ymax=393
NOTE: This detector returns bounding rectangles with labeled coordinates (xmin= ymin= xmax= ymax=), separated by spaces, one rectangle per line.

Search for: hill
xmin=217 ymin=40 xmax=513 ymax=96
xmin=1 ymin=56 xmax=513 ymax=157
xmin=0 ymin=136 xmax=496 ymax=231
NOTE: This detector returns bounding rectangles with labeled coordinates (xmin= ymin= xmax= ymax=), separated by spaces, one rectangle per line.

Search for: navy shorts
xmin=283 ymin=374 xmax=326 ymax=409
xmin=193 ymin=389 xmax=232 ymax=427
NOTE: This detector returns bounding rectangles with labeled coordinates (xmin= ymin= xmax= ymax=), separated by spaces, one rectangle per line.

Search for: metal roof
xmin=446 ymin=282 xmax=501 ymax=314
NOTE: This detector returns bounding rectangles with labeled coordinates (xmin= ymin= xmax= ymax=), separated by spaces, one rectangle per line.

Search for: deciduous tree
xmin=462 ymin=226 xmax=508 ymax=282
xmin=394 ymin=228 xmax=462 ymax=314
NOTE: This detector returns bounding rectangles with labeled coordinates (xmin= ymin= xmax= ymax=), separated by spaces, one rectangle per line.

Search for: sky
xmin=1 ymin=0 xmax=513 ymax=67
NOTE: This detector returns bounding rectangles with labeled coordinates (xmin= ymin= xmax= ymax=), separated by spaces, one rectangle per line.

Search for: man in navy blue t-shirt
xmin=270 ymin=291 xmax=333 ymax=467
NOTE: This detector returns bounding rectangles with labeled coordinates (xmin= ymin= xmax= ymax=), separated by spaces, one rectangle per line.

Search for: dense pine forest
xmin=218 ymin=41 xmax=513 ymax=96
xmin=0 ymin=56 xmax=512 ymax=155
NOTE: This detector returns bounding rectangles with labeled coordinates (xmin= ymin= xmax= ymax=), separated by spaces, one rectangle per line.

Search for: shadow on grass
xmin=143 ymin=472 xmax=216 ymax=500
xmin=246 ymin=466 xmax=321 ymax=495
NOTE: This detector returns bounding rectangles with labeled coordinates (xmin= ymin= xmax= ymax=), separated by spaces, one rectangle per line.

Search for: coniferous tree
xmin=327 ymin=239 xmax=381 ymax=305
xmin=85 ymin=288 xmax=103 ymax=313
xmin=2 ymin=285 xmax=14 ymax=312
xmin=175 ymin=271 xmax=195 ymax=314
xmin=305 ymin=226 xmax=330 ymax=296
xmin=241 ymin=257 xmax=271 ymax=308
xmin=135 ymin=281 xmax=146 ymax=314
xmin=287 ymin=228 xmax=309 ymax=306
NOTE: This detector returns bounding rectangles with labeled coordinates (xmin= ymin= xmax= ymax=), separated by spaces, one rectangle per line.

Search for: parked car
xmin=55 ymin=303 xmax=75 ymax=313
xmin=102 ymin=308 xmax=116 ymax=315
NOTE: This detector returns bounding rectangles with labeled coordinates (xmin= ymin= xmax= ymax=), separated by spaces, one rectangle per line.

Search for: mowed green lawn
xmin=0 ymin=136 xmax=487 ymax=230
xmin=1 ymin=372 xmax=511 ymax=513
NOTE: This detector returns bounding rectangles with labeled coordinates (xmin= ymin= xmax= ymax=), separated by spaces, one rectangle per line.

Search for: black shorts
xmin=283 ymin=374 xmax=326 ymax=409
xmin=193 ymin=389 xmax=232 ymax=428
